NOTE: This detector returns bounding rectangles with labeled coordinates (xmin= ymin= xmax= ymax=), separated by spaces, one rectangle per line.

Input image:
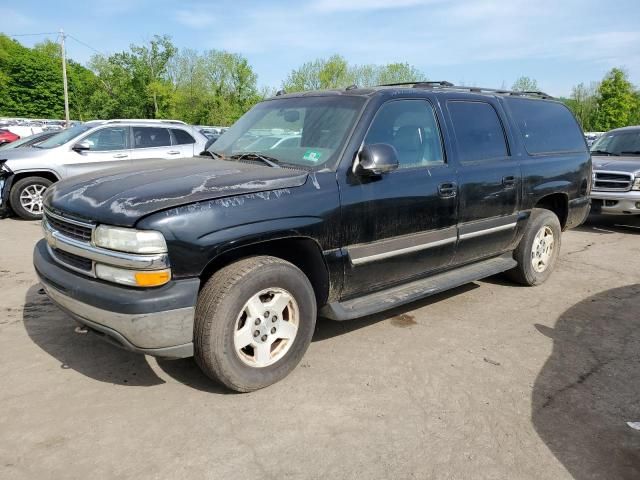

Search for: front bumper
xmin=34 ymin=239 xmax=200 ymax=358
xmin=591 ymin=190 xmax=640 ymax=215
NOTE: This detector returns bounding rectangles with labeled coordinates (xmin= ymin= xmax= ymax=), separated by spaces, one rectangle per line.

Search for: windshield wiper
xmin=591 ymin=150 xmax=619 ymax=156
xmin=228 ymin=152 xmax=281 ymax=168
xmin=202 ymin=149 xmax=224 ymax=159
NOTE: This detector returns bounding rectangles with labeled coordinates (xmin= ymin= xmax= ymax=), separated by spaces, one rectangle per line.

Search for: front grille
xmin=51 ymin=248 xmax=93 ymax=272
xmin=593 ymin=171 xmax=633 ymax=191
xmin=44 ymin=211 xmax=93 ymax=242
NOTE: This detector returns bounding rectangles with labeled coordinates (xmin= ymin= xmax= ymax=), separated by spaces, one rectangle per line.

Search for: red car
xmin=0 ymin=129 xmax=20 ymax=145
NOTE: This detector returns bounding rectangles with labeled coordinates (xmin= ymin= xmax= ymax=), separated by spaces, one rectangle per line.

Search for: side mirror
xmin=354 ymin=143 xmax=399 ymax=176
xmin=72 ymin=141 xmax=91 ymax=152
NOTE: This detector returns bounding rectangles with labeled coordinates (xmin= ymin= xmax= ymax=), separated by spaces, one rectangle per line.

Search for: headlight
xmin=633 ymin=177 xmax=640 ymax=191
xmin=95 ymin=264 xmax=171 ymax=287
xmin=94 ymin=225 xmax=167 ymax=254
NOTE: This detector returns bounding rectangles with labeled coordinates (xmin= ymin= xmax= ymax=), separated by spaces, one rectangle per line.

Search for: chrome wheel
xmin=531 ymin=225 xmax=554 ymax=273
xmin=233 ymin=288 xmax=299 ymax=368
xmin=19 ymin=184 xmax=47 ymax=215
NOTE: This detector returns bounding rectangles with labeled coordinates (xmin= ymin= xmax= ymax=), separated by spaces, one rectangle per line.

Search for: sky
xmin=5 ymin=0 xmax=640 ymax=97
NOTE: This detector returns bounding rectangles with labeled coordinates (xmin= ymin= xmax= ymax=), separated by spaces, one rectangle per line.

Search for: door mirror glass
xmin=354 ymin=143 xmax=399 ymax=176
xmin=72 ymin=140 xmax=91 ymax=152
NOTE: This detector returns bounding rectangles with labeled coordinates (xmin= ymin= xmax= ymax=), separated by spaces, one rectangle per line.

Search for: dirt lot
xmin=0 ymin=215 xmax=638 ymax=480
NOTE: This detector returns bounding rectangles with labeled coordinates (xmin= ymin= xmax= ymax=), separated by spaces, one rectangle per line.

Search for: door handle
xmin=167 ymin=150 xmax=180 ymax=155
xmin=112 ymin=153 xmax=128 ymax=159
xmin=502 ymin=175 xmax=517 ymax=188
xmin=438 ymin=182 xmax=457 ymax=198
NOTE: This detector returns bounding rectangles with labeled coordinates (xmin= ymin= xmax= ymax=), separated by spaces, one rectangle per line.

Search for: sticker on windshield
xmin=302 ymin=150 xmax=323 ymax=163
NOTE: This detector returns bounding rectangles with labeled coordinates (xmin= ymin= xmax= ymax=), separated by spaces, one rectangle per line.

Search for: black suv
xmin=34 ymin=82 xmax=591 ymax=391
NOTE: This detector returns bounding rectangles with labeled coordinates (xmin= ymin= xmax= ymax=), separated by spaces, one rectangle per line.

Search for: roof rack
xmin=104 ymin=119 xmax=188 ymax=125
xmin=376 ymin=81 xmax=554 ymax=99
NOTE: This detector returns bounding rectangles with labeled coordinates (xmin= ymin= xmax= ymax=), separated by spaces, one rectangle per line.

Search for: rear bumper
xmin=591 ymin=191 xmax=640 ymax=215
xmin=34 ymin=239 xmax=199 ymax=358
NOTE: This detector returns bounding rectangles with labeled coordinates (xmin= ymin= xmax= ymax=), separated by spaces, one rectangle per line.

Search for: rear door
xmin=170 ymin=128 xmax=199 ymax=157
xmin=63 ymin=126 xmax=131 ymax=178
xmin=445 ymin=98 xmax=522 ymax=264
xmin=130 ymin=126 xmax=177 ymax=161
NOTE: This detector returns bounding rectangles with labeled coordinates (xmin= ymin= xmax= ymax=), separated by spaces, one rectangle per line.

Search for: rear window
xmin=506 ymin=98 xmax=586 ymax=155
xmin=173 ymin=129 xmax=195 ymax=145
xmin=448 ymin=101 xmax=508 ymax=162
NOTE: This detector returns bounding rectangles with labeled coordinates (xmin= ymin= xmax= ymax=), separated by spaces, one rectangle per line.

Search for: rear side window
xmin=133 ymin=127 xmax=171 ymax=148
xmin=173 ymin=129 xmax=195 ymax=145
xmin=507 ymin=98 xmax=586 ymax=154
xmin=448 ymin=101 xmax=508 ymax=162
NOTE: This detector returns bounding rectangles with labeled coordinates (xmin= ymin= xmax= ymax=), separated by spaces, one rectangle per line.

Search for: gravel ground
xmin=0 ymin=214 xmax=638 ymax=480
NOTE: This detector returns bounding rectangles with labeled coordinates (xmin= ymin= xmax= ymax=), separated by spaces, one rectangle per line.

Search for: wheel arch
xmin=199 ymin=236 xmax=331 ymax=307
xmin=11 ymin=169 xmax=60 ymax=184
xmin=533 ymin=192 xmax=569 ymax=230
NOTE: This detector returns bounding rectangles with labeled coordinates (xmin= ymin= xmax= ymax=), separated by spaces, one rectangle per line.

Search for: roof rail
xmin=104 ymin=119 xmax=188 ymax=125
xmin=376 ymin=81 xmax=554 ymax=99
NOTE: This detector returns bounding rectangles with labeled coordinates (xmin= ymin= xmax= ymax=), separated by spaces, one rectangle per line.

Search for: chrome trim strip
xmin=459 ymin=222 xmax=517 ymax=240
xmin=40 ymin=280 xmax=195 ymax=349
xmin=43 ymin=220 xmax=169 ymax=270
xmin=348 ymin=227 xmax=458 ymax=266
xmin=44 ymin=208 xmax=95 ymax=229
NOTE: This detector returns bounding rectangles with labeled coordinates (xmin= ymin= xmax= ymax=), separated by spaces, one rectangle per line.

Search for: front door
xmin=445 ymin=99 xmax=522 ymax=265
xmin=63 ymin=126 xmax=132 ymax=178
xmin=339 ymin=99 xmax=459 ymax=299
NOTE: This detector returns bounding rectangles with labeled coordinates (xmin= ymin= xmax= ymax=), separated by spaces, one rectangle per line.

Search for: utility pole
xmin=59 ymin=28 xmax=70 ymax=127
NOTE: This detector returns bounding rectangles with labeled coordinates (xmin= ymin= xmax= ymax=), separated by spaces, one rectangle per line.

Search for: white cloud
xmin=175 ymin=8 xmax=215 ymax=29
xmin=310 ymin=0 xmax=437 ymax=13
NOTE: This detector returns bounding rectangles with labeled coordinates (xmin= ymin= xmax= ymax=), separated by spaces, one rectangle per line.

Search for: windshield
xmin=591 ymin=130 xmax=640 ymax=157
xmin=35 ymin=124 xmax=93 ymax=149
xmin=210 ymin=96 xmax=366 ymax=170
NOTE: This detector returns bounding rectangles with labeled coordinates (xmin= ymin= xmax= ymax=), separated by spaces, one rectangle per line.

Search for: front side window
xmin=448 ymin=101 xmax=508 ymax=162
xmin=133 ymin=127 xmax=171 ymax=149
xmin=83 ymin=127 xmax=128 ymax=151
xmin=364 ymin=100 xmax=445 ymax=169
xmin=210 ymin=95 xmax=366 ymax=170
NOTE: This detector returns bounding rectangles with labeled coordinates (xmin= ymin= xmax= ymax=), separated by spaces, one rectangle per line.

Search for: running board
xmin=320 ymin=253 xmax=517 ymax=321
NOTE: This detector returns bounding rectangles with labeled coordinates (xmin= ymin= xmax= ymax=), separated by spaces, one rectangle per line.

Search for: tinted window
xmin=448 ymin=101 xmax=508 ymax=162
xmin=173 ymin=129 xmax=195 ymax=145
xmin=507 ymin=98 xmax=586 ymax=154
xmin=83 ymin=127 xmax=128 ymax=151
xmin=590 ymin=130 xmax=640 ymax=156
xmin=133 ymin=127 xmax=171 ymax=148
xmin=364 ymin=100 xmax=444 ymax=169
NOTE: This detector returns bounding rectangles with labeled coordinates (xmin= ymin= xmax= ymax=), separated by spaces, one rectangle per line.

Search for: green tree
xmin=512 ymin=76 xmax=539 ymax=92
xmin=593 ymin=68 xmax=636 ymax=131
xmin=565 ymin=82 xmax=598 ymax=131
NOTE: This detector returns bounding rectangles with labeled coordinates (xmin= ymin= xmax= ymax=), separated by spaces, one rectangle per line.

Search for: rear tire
xmin=506 ymin=208 xmax=561 ymax=286
xmin=194 ymin=256 xmax=317 ymax=392
xmin=9 ymin=176 xmax=52 ymax=220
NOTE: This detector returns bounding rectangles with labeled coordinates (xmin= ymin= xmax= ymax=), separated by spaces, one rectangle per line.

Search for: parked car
xmin=0 ymin=130 xmax=59 ymax=151
xmin=0 ymin=129 xmax=19 ymax=146
xmin=0 ymin=119 xmax=209 ymax=219
xmin=590 ymin=126 xmax=640 ymax=215
xmin=33 ymin=83 xmax=591 ymax=391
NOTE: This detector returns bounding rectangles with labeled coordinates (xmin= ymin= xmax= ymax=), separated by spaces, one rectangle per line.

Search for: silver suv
xmin=0 ymin=119 xmax=209 ymax=220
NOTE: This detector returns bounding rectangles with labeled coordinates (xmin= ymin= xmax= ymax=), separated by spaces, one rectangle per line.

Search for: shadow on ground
xmin=532 ymin=284 xmax=640 ymax=479
xmin=577 ymin=214 xmax=640 ymax=235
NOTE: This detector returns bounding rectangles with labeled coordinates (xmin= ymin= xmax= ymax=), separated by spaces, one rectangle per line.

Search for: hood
xmin=0 ymin=147 xmax=49 ymax=165
xmin=45 ymin=156 xmax=309 ymax=227
xmin=592 ymin=155 xmax=640 ymax=174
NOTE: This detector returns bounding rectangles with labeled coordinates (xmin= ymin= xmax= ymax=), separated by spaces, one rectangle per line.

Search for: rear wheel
xmin=9 ymin=176 xmax=53 ymax=220
xmin=506 ymin=208 xmax=561 ymax=286
xmin=194 ymin=256 xmax=317 ymax=392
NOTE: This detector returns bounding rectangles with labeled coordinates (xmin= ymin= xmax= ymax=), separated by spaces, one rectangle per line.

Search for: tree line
xmin=1 ymin=33 xmax=639 ymax=130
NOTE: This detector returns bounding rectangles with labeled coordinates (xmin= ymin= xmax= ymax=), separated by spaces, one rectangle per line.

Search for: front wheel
xmin=506 ymin=208 xmax=562 ymax=286
xmin=9 ymin=176 xmax=53 ymax=220
xmin=194 ymin=256 xmax=317 ymax=392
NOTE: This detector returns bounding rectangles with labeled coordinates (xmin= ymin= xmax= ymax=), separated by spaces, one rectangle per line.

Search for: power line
xmin=7 ymin=32 xmax=58 ymax=37
xmin=66 ymin=34 xmax=103 ymax=55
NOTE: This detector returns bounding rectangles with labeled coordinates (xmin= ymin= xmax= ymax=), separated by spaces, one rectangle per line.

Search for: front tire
xmin=506 ymin=208 xmax=562 ymax=286
xmin=194 ymin=256 xmax=317 ymax=392
xmin=9 ymin=176 xmax=53 ymax=220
